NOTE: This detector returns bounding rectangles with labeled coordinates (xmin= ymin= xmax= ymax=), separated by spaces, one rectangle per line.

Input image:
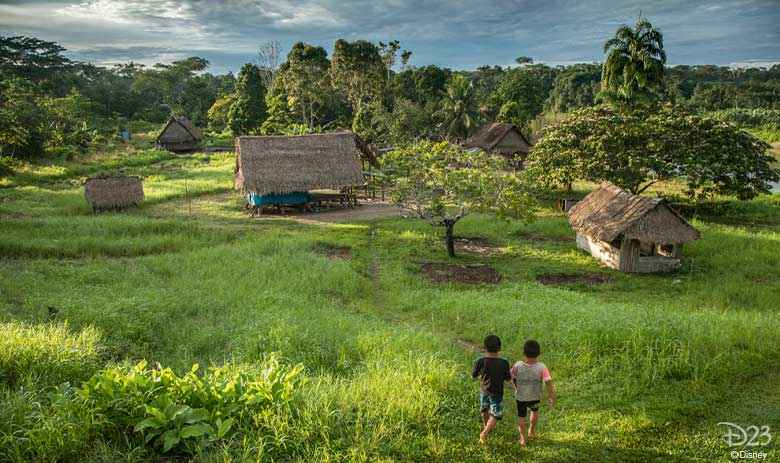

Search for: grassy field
xmin=1 ymin=137 xmax=779 ymax=462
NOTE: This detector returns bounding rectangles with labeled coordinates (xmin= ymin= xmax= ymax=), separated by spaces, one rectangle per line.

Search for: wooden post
xmin=671 ymin=243 xmax=683 ymax=259
xmin=619 ymin=239 xmax=640 ymax=273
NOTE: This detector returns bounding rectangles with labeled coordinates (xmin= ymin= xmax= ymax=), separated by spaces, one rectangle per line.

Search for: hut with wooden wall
xmin=465 ymin=122 xmax=533 ymax=167
xmin=84 ymin=176 xmax=144 ymax=212
xmin=567 ymin=182 xmax=699 ymax=273
xmin=156 ymin=117 xmax=203 ymax=152
xmin=234 ymin=132 xmax=369 ymax=212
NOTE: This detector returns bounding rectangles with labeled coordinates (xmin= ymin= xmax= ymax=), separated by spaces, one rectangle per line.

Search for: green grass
xmin=1 ymin=146 xmax=779 ymax=462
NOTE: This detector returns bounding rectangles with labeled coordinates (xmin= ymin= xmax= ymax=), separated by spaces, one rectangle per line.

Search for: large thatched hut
xmin=465 ymin=122 xmax=532 ymax=166
xmin=156 ymin=117 xmax=203 ymax=152
xmin=84 ymin=176 xmax=144 ymax=212
xmin=568 ymin=182 xmax=699 ymax=273
xmin=234 ymin=132 xmax=370 ymax=211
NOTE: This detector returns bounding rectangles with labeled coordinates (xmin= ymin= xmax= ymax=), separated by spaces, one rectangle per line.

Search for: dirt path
xmin=146 ymin=192 xmax=402 ymax=223
xmin=287 ymin=202 xmax=401 ymax=224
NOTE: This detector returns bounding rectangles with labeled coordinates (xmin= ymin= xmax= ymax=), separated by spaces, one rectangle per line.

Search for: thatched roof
xmin=84 ymin=176 xmax=144 ymax=211
xmin=156 ymin=117 xmax=203 ymax=144
xmin=466 ymin=122 xmax=532 ymax=154
xmin=234 ymin=132 xmax=367 ymax=195
xmin=568 ymin=182 xmax=699 ymax=244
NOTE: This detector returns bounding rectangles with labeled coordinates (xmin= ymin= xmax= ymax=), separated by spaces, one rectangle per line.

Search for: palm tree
xmin=434 ymin=75 xmax=479 ymax=140
xmin=601 ymin=17 xmax=666 ymax=109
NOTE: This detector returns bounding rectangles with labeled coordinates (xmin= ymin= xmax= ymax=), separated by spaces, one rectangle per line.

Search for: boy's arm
xmin=509 ymin=363 xmax=517 ymax=391
xmin=541 ymin=367 xmax=554 ymax=406
xmin=545 ymin=379 xmax=555 ymax=406
xmin=470 ymin=358 xmax=482 ymax=379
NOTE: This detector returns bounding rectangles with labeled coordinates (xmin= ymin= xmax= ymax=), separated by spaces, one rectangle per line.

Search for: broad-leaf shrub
xmin=70 ymin=356 xmax=305 ymax=454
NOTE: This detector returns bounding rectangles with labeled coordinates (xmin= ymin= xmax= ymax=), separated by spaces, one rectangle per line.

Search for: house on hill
xmin=156 ymin=117 xmax=203 ymax=152
xmin=568 ymin=182 xmax=700 ymax=273
xmin=234 ymin=132 xmax=371 ymax=213
xmin=465 ymin=122 xmax=533 ymax=167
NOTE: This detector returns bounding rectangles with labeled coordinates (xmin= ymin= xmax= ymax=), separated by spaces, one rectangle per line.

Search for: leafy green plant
xmin=71 ymin=357 xmax=305 ymax=454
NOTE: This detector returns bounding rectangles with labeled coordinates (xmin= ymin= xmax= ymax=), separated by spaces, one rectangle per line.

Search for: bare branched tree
xmin=256 ymin=40 xmax=282 ymax=89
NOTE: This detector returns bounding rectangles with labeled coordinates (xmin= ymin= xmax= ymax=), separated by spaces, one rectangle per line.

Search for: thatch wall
xmin=234 ymin=132 xmax=366 ymax=195
xmin=84 ymin=176 xmax=144 ymax=211
xmin=568 ymin=182 xmax=699 ymax=244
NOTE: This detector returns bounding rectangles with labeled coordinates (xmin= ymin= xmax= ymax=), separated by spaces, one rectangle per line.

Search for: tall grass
xmin=1 ymin=144 xmax=779 ymax=461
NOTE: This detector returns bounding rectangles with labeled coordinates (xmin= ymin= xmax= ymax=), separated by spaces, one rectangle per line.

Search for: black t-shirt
xmin=471 ymin=356 xmax=511 ymax=396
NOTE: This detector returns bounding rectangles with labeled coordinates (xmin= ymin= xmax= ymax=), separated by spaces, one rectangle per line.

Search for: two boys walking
xmin=471 ymin=335 xmax=554 ymax=446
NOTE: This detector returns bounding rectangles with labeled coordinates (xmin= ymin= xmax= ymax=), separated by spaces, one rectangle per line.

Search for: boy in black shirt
xmin=471 ymin=334 xmax=511 ymax=445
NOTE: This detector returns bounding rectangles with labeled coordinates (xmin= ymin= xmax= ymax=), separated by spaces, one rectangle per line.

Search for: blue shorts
xmin=480 ymin=393 xmax=504 ymax=420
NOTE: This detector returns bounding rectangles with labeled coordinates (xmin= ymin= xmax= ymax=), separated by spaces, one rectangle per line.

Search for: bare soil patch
xmin=287 ymin=202 xmax=401 ymax=223
xmin=421 ymin=263 xmax=502 ymax=284
xmin=313 ymin=244 xmax=351 ymax=260
xmin=536 ymin=273 xmax=611 ymax=286
xmin=450 ymin=237 xmax=502 ymax=257
xmin=457 ymin=339 xmax=485 ymax=353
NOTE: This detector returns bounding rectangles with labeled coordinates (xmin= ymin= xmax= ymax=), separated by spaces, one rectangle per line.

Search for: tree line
xmin=2 ymin=33 xmax=780 ymax=159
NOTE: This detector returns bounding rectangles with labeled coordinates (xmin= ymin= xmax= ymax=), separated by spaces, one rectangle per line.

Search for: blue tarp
xmin=247 ymin=192 xmax=310 ymax=206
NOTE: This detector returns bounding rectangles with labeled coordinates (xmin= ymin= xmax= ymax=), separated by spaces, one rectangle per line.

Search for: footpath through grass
xmin=1 ymin=145 xmax=779 ymax=462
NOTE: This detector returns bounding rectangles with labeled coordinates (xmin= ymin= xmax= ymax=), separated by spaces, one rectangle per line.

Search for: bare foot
xmin=479 ymin=432 xmax=487 ymax=445
xmin=528 ymin=430 xmax=537 ymax=438
xmin=518 ymin=437 xmax=527 ymax=447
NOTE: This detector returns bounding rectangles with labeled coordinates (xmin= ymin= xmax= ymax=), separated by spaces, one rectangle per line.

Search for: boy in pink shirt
xmin=510 ymin=339 xmax=555 ymax=446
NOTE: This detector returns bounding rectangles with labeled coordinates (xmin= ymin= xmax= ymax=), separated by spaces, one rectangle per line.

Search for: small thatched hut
xmin=84 ymin=176 xmax=144 ymax=212
xmin=568 ymin=182 xmax=699 ymax=273
xmin=234 ymin=132 xmax=369 ymax=209
xmin=465 ymin=122 xmax=532 ymax=166
xmin=156 ymin=117 xmax=203 ymax=152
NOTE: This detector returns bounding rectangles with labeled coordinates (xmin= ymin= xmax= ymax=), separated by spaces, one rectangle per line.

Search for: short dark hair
xmin=484 ymin=335 xmax=502 ymax=352
xmin=523 ymin=339 xmax=541 ymax=358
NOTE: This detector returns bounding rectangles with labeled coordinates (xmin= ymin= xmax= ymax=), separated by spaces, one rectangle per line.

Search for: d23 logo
xmin=718 ymin=422 xmax=772 ymax=447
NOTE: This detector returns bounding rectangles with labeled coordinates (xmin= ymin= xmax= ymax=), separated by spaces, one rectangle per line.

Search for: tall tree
xmin=228 ymin=63 xmax=267 ymax=135
xmin=434 ymin=75 xmax=479 ymax=140
xmin=601 ymin=17 xmax=666 ymax=110
xmin=378 ymin=40 xmax=401 ymax=80
xmin=0 ymin=35 xmax=73 ymax=92
xmin=330 ymin=39 xmax=385 ymax=114
xmin=490 ymin=65 xmax=557 ymax=129
xmin=256 ymin=40 xmax=282 ymax=89
xmin=278 ymin=42 xmax=331 ymax=127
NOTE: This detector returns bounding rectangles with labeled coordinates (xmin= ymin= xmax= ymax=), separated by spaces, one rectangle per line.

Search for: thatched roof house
xmin=568 ymin=182 xmax=699 ymax=273
xmin=156 ymin=117 xmax=203 ymax=152
xmin=465 ymin=123 xmax=532 ymax=164
xmin=84 ymin=176 xmax=144 ymax=212
xmin=234 ymin=132 xmax=368 ymax=196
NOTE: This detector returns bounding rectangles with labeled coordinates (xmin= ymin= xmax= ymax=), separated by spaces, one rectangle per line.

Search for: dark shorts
xmin=480 ymin=392 xmax=504 ymax=420
xmin=516 ymin=400 xmax=540 ymax=418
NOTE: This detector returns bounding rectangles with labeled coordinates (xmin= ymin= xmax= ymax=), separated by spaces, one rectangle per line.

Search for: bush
xmin=0 ymin=321 xmax=103 ymax=388
xmin=69 ymin=356 xmax=304 ymax=454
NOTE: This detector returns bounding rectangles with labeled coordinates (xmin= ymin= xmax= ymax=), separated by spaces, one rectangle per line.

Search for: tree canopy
xmin=526 ymin=105 xmax=779 ymax=199
xmin=601 ymin=18 xmax=667 ymax=110
xmin=382 ymin=141 xmax=534 ymax=256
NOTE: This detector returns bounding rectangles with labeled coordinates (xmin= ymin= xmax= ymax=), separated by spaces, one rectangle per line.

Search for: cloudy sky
xmin=2 ymin=0 xmax=779 ymax=74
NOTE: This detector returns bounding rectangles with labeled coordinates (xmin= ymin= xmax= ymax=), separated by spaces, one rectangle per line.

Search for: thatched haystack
xmin=465 ymin=122 xmax=532 ymax=166
xmin=84 ymin=176 xmax=144 ymax=212
xmin=156 ymin=117 xmax=203 ymax=152
xmin=234 ymin=132 xmax=367 ymax=196
xmin=568 ymin=182 xmax=699 ymax=273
